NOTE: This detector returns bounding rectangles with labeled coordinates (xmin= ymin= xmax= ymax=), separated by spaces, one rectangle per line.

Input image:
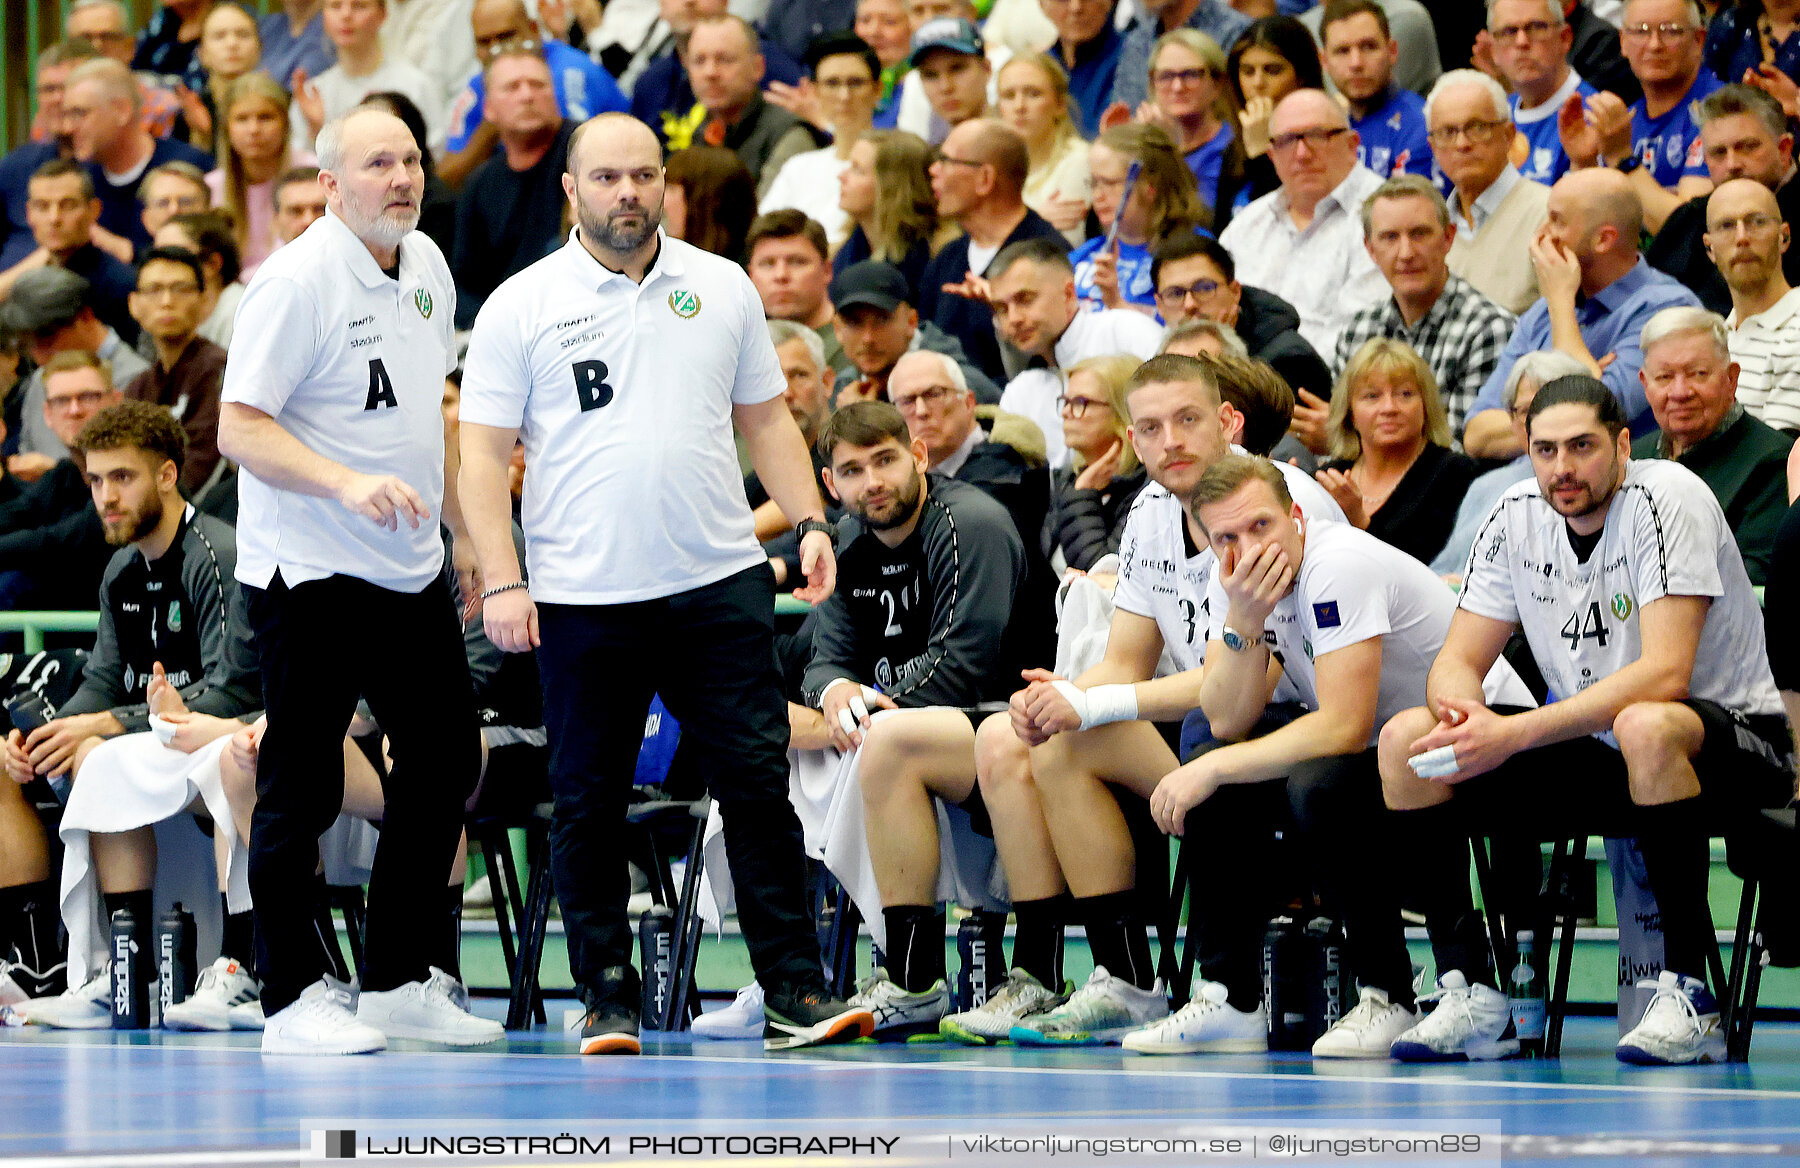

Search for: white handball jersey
xmin=222 ymin=209 xmax=457 ymax=592
xmin=1113 ymin=455 xmax=1346 ymax=674
xmin=1204 ymin=521 xmax=1534 ymax=746
xmin=1460 ymin=459 xmax=1784 ymax=733
xmin=458 ymin=229 xmax=787 ymax=604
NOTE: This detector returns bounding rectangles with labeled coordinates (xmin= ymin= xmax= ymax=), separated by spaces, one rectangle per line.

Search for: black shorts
xmin=1683 ymin=699 xmax=1796 ymax=810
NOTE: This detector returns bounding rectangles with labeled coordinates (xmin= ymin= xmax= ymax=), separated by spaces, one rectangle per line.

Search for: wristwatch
xmin=1221 ymin=626 xmax=1259 ymax=653
xmin=795 ymin=518 xmax=838 ymax=544
xmin=1613 ymin=153 xmax=1641 ymax=175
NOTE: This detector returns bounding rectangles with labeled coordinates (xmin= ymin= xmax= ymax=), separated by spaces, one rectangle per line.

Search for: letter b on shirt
xmin=573 ymin=360 xmax=613 ymax=412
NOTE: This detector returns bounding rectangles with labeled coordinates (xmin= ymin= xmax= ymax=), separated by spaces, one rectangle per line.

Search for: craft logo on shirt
xmin=167 ymin=600 xmax=182 ymax=632
xmin=668 ymin=289 xmax=702 ymax=319
xmin=413 ymin=288 xmax=433 ymax=319
xmin=1312 ymin=600 xmax=1341 ymax=629
xmin=1611 ymin=592 xmax=1634 ymax=621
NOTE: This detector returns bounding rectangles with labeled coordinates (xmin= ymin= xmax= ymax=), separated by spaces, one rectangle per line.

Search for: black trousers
xmin=244 ymin=572 xmax=479 ymax=1013
xmin=1182 ymin=739 xmax=1414 ymax=1005
xmin=536 ymin=563 xmax=821 ymax=1001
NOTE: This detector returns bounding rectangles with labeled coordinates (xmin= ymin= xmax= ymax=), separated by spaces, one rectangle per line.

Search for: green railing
xmin=0 ymin=610 xmax=101 ymax=653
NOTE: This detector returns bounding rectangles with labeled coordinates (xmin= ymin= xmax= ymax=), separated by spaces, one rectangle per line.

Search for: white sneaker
xmin=940 ymin=969 xmax=1069 ymax=1046
xmin=18 ymin=964 xmax=113 ymax=1030
xmin=847 ymin=968 xmax=949 ymax=1038
xmin=262 ymin=978 xmax=386 ymax=1055
xmin=1617 ymin=971 xmax=1727 ymax=1066
xmin=1009 ymin=966 xmax=1168 ymax=1046
xmin=163 ymin=958 xmax=261 ymax=1032
xmin=462 ymin=874 xmax=493 ymax=910
xmin=228 ymin=998 xmax=266 ymax=1030
xmin=1311 ymin=986 xmax=1418 ymax=1059
xmin=1123 ymin=979 xmax=1267 ymax=1055
xmin=691 ymin=982 xmax=765 ymax=1040
xmin=1390 ymin=971 xmax=1520 ymax=1062
xmin=356 ymin=967 xmax=504 ymax=1046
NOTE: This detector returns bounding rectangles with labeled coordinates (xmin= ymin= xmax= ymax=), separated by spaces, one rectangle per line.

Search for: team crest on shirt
xmin=1611 ymin=592 xmax=1634 ymax=620
xmin=414 ymin=288 xmax=433 ymax=319
xmin=167 ymin=600 xmax=182 ymax=632
xmin=668 ymin=289 xmax=702 ymax=318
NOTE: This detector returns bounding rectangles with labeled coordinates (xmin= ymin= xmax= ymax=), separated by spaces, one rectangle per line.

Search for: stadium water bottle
xmin=954 ymin=912 xmax=1007 ymax=1011
xmin=637 ymin=907 xmax=674 ymax=1030
xmin=1509 ymin=930 xmax=1547 ymax=1056
xmin=110 ymin=907 xmax=148 ymax=1030
xmin=1261 ymin=917 xmax=1311 ymax=1050
xmin=1307 ymin=917 xmax=1353 ymax=1038
xmin=157 ymin=904 xmax=197 ymax=1014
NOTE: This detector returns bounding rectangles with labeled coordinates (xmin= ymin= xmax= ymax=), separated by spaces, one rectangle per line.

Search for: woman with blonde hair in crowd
xmin=1316 ymin=337 xmax=1479 ymax=564
xmin=1044 ymin=354 xmax=1147 ymax=573
xmin=176 ymin=2 xmax=264 ymax=144
xmin=206 ymin=72 xmax=315 ymax=281
xmin=1073 ymin=123 xmax=1210 ymax=315
xmin=833 ymin=129 xmax=946 ymax=299
xmin=857 ymin=0 xmax=917 ymax=128
xmin=1135 ymin=30 xmax=1232 ymax=213
xmin=997 ymin=53 xmax=1091 ymax=246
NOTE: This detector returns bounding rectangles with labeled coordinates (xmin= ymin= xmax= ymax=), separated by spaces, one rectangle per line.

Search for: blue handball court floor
xmin=4 ymin=1011 xmax=1800 ymax=1168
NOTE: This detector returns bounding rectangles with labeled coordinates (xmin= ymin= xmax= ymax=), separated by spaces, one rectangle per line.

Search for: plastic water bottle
xmin=637 ymin=907 xmax=674 ymax=1030
xmin=1307 ymin=917 xmax=1353 ymax=1038
xmin=1508 ymin=930 xmax=1546 ymax=1055
xmin=157 ymin=903 xmax=197 ymax=1017
xmin=1262 ymin=917 xmax=1311 ymax=1051
xmin=110 ymin=907 xmax=148 ymax=1030
xmin=954 ymin=912 xmax=1007 ymax=1011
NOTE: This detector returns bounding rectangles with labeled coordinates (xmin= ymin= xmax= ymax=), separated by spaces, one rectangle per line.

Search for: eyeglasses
xmin=1706 ymin=212 xmax=1780 ymax=236
xmin=136 ymin=281 xmax=201 ymax=299
xmin=1268 ymin=126 xmax=1348 ymax=154
xmin=1056 ymin=394 xmax=1109 ymax=418
xmin=1152 ymin=68 xmax=1213 ymax=89
xmin=1426 ymin=119 xmax=1511 ymax=147
xmin=892 ymin=384 xmax=959 ymax=413
xmin=1156 ymin=278 xmax=1223 ymax=305
xmin=1489 ymin=20 xmax=1558 ymax=43
xmin=46 ymin=390 xmax=106 ymax=412
xmin=934 ymin=154 xmax=987 ymax=169
xmin=1620 ymin=22 xmax=1696 ymax=43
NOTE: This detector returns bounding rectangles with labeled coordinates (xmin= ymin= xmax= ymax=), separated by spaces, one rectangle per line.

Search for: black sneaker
xmin=578 ymin=966 xmax=641 ymax=1056
xmin=0 ymin=958 xmax=66 ymax=1004
xmin=762 ymin=985 xmax=874 ymax=1051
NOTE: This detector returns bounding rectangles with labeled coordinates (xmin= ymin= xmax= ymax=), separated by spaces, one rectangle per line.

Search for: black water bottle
xmin=110 ymin=907 xmax=148 ymax=1029
xmin=637 ymin=907 xmax=674 ymax=1030
xmin=1307 ymin=917 xmax=1353 ymax=1040
xmin=157 ymin=903 xmax=197 ymax=1016
xmin=1262 ymin=917 xmax=1311 ymax=1051
xmin=954 ymin=912 xmax=1007 ymax=1011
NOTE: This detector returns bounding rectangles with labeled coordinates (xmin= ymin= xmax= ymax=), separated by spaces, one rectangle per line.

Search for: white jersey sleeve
xmin=730 ymin=269 xmax=786 ymax=407
xmin=1455 ymin=484 xmax=1525 ymax=626
xmin=219 ymin=276 xmax=324 ymax=417
xmin=459 ymin=293 xmax=530 ymax=431
xmin=1627 ymin=471 xmax=1727 ymax=607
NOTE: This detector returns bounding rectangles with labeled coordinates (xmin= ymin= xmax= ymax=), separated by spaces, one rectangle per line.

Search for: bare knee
xmin=1379 ymin=707 xmax=1445 ymax=810
xmin=858 ymin=716 xmax=916 ymax=801
xmin=1614 ymin=702 xmax=1702 ymax=802
xmin=974 ymin=714 xmax=1033 ymax=796
xmin=219 ymin=745 xmax=256 ymax=816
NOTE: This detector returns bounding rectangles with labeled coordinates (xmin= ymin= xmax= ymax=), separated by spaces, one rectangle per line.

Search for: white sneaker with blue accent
xmin=1616 ymin=971 xmax=1727 ymax=1065
xmin=17 ymin=964 xmax=112 ymax=1030
xmin=1009 ymin=966 xmax=1168 ymax=1046
xmin=1389 ymin=970 xmax=1519 ymax=1062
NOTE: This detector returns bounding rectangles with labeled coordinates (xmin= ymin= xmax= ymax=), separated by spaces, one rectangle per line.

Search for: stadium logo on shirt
xmin=1611 ymin=592 xmax=1634 ymax=621
xmin=668 ymin=290 xmax=702 ymax=318
xmin=414 ymin=288 xmax=433 ymax=319
xmin=1312 ymin=601 xmax=1341 ymax=629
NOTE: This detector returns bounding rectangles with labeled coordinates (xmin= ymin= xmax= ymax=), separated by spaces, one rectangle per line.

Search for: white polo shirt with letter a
xmin=222 ymin=208 xmax=458 ymax=593
xmin=459 ymin=228 xmax=786 ymax=605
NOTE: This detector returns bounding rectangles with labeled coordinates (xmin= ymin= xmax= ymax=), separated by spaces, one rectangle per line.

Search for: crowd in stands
xmin=4 ymin=0 xmax=1800 ymax=1068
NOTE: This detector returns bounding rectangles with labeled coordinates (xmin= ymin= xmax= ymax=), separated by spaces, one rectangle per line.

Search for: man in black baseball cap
xmin=829 ymin=260 xmax=999 ymax=406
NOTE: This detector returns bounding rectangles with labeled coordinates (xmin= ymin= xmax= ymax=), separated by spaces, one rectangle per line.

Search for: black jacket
xmin=0 ymin=460 xmax=113 ymax=609
xmin=1044 ymin=464 xmax=1149 ymax=572
xmin=1236 ymin=285 xmax=1334 ymax=400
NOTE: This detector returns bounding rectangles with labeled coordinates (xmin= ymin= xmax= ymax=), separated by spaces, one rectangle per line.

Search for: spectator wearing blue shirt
xmin=1322 ymin=0 xmax=1433 ymax=181
xmin=1558 ymin=0 xmax=1718 ymax=235
xmin=259 ymin=0 xmax=336 ymax=91
xmin=1488 ymin=0 xmax=1595 ymax=186
xmin=1044 ymin=0 xmax=1125 ymax=137
xmin=1134 ymin=29 xmax=1235 ymax=212
xmin=443 ymin=0 xmax=628 ymax=158
xmin=1461 ymin=168 xmax=1702 ymax=460
xmin=1109 ymin=0 xmax=1251 ymax=115
xmin=1072 ymin=123 xmax=1211 ymax=315
xmin=1704 ymin=1 xmax=1800 ymax=95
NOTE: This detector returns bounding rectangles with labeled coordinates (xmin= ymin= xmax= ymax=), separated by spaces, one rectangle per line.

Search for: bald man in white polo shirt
xmin=457 ymin=112 xmax=875 ymax=1057
xmin=218 ymin=108 xmax=497 ymax=1056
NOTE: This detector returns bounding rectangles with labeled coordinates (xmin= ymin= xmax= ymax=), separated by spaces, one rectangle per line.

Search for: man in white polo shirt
xmin=217 ymin=107 xmax=498 ymax=1055
xmin=456 ymin=112 xmax=875 ymax=1057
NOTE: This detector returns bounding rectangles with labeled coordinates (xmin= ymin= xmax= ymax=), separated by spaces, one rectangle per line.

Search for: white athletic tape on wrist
xmin=1051 ymin=681 xmax=1138 ymax=731
xmin=1408 ymin=745 xmax=1460 ymax=779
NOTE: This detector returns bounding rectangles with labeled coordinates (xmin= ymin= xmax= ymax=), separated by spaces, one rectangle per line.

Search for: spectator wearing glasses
xmin=1557 ymin=0 xmax=1720 ymax=234
xmin=1074 ymin=123 xmax=1211 ymax=316
xmin=1109 ymin=0 xmax=1251 ymax=116
xmin=121 ymin=247 xmax=226 ymax=495
xmin=1708 ymin=178 xmax=1800 ymax=434
xmin=1134 ymin=31 xmax=1233 ymax=214
xmin=1431 ymin=69 xmax=1553 ymax=317
xmin=761 ymin=35 xmax=885 ymax=250
xmin=1487 ymin=0 xmax=1598 ymax=187
xmin=1044 ymin=353 xmax=1148 ymax=572
xmin=64 ymin=1 xmax=185 ymax=141
xmin=1218 ymin=89 xmax=1387 ymax=372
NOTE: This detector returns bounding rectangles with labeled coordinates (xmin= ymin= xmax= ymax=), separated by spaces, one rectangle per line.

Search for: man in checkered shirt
xmin=1333 ymin=175 xmax=1516 ymax=436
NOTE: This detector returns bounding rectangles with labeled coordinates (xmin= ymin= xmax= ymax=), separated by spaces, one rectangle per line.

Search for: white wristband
xmin=1052 ymin=681 xmax=1138 ymax=731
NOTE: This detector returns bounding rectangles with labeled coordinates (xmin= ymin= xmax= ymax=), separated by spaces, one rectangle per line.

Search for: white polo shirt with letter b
xmin=458 ymin=228 xmax=785 ymax=605
xmin=222 ymin=209 xmax=458 ymax=593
